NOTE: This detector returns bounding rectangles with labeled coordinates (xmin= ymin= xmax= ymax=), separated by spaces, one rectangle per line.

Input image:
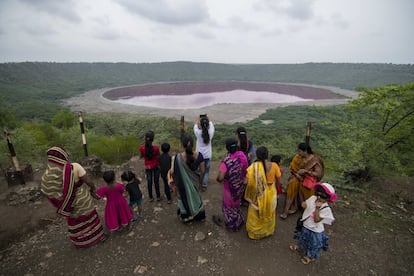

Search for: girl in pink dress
xmin=96 ymin=170 xmax=133 ymax=231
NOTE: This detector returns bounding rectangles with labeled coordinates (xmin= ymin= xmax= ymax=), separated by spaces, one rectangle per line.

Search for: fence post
xmin=78 ymin=112 xmax=89 ymax=157
xmin=305 ymin=121 xmax=312 ymax=146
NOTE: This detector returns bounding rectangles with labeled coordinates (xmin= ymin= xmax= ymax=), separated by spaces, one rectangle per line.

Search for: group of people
xmin=40 ymin=115 xmax=337 ymax=265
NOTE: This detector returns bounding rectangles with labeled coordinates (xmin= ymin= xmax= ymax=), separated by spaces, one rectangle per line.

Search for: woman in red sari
xmin=41 ymin=146 xmax=105 ymax=248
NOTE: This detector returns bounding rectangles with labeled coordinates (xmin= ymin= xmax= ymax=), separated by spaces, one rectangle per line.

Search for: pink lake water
xmin=114 ymin=89 xmax=311 ymax=109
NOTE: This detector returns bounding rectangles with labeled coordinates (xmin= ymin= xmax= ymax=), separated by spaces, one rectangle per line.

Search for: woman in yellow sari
xmin=244 ymin=146 xmax=280 ymax=240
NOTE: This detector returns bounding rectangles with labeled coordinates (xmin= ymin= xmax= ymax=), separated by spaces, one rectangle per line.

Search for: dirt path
xmin=1 ymin=160 xmax=413 ymax=275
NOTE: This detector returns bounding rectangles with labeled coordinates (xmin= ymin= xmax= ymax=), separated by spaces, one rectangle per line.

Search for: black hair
xmin=236 ymin=127 xmax=248 ymax=153
xmin=200 ymin=117 xmax=210 ymax=144
xmin=161 ymin=142 xmax=170 ymax=153
xmin=298 ymin=142 xmax=313 ymax=154
xmin=121 ymin=170 xmax=135 ymax=182
xmin=316 ymin=185 xmax=330 ymax=200
xmin=225 ymin=137 xmax=238 ymax=154
xmin=271 ymin=155 xmax=282 ymax=165
xmin=256 ymin=146 xmax=269 ymax=174
xmin=145 ymin=131 xmax=155 ymax=160
xmin=182 ymin=135 xmax=197 ymax=171
xmin=103 ymin=170 xmax=115 ymax=184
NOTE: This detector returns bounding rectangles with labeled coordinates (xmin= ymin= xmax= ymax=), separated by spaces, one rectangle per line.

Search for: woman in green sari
xmin=172 ymin=135 xmax=206 ymax=223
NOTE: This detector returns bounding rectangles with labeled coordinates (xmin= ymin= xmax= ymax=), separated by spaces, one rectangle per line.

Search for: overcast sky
xmin=0 ymin=0 xmax=413 ymax=64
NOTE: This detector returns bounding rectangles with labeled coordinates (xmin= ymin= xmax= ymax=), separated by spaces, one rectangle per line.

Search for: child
xmin=271 ymin=155 xmax=283 ymax=197
xmin=159 ymin=142 xmax=173 ymax=204
xmin=290 ymin=182 xmax=337 ymax=264
xmin=96 ymin=170 xmax=133 ymax=232
xmin=121 ymin=170 xmax=143 ymax=220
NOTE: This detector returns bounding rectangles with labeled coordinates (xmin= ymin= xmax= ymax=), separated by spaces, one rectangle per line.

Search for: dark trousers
xmin=161 ymin=174 xmax=172 ymax=200
xmin=145 ymin=168 xmax=160 ymax=199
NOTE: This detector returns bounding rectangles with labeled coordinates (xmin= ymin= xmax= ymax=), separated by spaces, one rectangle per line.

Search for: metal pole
xmin=78 ymin=112 xmax=89 ymax=157
xmin=4 ymin=128 xmax=21 ymax=171
xmin=305 ymin=121 xmax=312 ymax=147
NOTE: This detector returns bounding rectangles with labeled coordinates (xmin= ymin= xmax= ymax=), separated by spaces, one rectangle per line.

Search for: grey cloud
xmin=23 ymin=24 xmax=57 ymax=36
xmin=115 ymin=0 xmax=209 ymax=25
xmin=255 ymin=0 xmax=316 ymax=21
xmin=192 ymin=29 xmax=215 ymax=40
xmin=228 ymin=16 xmax=257 ymax=31
xmin=93 ymin=29 xmax=121 ymax=41
xmin=331 ymin=13 xmax=349 ymax=30
xmin=19 ymin=0 xmax=81 ymax=23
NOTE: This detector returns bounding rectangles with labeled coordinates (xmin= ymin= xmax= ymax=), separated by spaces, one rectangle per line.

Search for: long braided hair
xmin=200 ymin=117 xmax=210 ymax=144
xmin=182 ymin=135 xmax=197 ymax=171
xmin=145 ymin=131 xmax=155 ymax=160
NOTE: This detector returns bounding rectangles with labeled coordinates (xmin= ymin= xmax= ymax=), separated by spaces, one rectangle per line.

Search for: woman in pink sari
xmin=216 ymin=138 xmax=248 ymax=231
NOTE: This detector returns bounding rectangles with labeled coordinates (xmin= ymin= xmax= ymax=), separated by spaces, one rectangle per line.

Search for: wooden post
xmin=4 ymin=128 xmax=21 ymax=172
xmin=78 ymin=112 xmax=89 ymax=157
xmin=180 ymin=116 xmax=185 ymax=139
xmin=4 ymin=128 xmax=26 ymax=185
xmin=305 ymin=121 xmax=312 ymax=146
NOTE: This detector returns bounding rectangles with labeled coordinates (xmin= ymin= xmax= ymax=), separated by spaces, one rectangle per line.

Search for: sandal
xmin=279 ymin=213 xmax=288 ymax=219
xmin=288 ymin=209 xmax=297 ymax=214
xmin=301 ymin=256 xmax=315 ymax=265
xmin=289 ymin=245 xmax=299 ymax=252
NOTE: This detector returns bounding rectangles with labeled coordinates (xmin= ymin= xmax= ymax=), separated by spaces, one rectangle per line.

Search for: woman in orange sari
xmin=297 ymin=143 xmax=324 ymax=203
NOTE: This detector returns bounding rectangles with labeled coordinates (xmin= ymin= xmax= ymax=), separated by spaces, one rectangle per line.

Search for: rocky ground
xmin=1 ymin=158 xmax=413 ymax=276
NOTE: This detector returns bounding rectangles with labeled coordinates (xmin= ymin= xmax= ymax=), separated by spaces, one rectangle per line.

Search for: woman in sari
xmin=173 ymin=135 xmax=206 ymax=223
xmin=297 ymin=143 xmax=325 ymax=202
xmin=41 ymin=146 xmax=105 ymax=248
xmin=216 ymin=138 xmax=248 ymax=231
xmin=244 ymin=146 xmax=281 ymax=240
xmin=280 ymin=151 xmax=304 ymax=219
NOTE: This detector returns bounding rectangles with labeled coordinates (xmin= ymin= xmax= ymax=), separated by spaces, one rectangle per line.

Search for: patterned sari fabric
xmin=174 ymin=153 xmax=206 ymax=223
xmin=244 ymin=162 xmax=277 ymax=240
xmin=299 ymin=155 xmax=324 ymax=200
xmin=221 ymin=151 xmax=248 ymax=231
xmin=41 ymin=147 xmax=105 ymax=248
xmin=286 ymin=154 xmax=304 ymax=200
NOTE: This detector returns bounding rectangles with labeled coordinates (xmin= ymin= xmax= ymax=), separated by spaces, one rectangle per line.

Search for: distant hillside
xmin=0 ymin=62 xmax=413 ymax=120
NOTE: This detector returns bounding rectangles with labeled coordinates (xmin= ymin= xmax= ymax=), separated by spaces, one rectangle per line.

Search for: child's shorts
xmin=129 ymin=199 xmax=142 ymax=207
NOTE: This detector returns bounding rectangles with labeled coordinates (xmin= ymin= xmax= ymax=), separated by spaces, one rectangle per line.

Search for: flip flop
xmin=289 ymin=245 xmax=299 ymax=252
xmin=279 ymin=213 xmax=288 ymax=219
xmin=301 ymin=256 xmax=315 ymax=265
xmin=288 ymin=209 xmax=297 ymax=214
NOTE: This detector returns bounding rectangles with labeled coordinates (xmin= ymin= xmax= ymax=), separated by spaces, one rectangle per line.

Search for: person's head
xmin=256 ymin=146 xmax=269 ymax=174
xmin=181 ymin=135 xmax=197 ymax=171
xmin=256 ymin=146 xmax=269 ymax=161
xmin=103 ymin=170 xmax=116 ymax=186
xmin=236 ymin=127 xmax=248 ymax=152
xmin=314 ymin=183 xmax=338 ymax=203
xmin=271 ymin=155 xmax=282 ymax=165
xmin=297 ymin=142 xmax=313 ymax=157
xmin=46 ymin=146 xmax=69 ymax=166
xmin=121 ymin=170 xmax=135 ymax=184
xmin=200 ymin=117 xmax=210 ymax=144
xmin=161 ymin=142 xmax=170 ymax=154
xmin=225 ymin=137 xmax=238 ymax=154
xmin=144 ymin=131 xmax=155 ymax=159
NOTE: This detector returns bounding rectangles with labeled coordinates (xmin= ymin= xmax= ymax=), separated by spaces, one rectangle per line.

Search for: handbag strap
xmin=301 ymin=205 xmax=329 ymax=222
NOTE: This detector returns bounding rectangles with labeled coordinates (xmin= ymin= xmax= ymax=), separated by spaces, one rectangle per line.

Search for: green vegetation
xmin=1 ymin=62 xmax=413 ymax=185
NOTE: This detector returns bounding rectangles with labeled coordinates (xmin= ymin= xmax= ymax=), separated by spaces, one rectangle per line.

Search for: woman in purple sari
xmin=216 ymin=138 xmax=248 ymax=231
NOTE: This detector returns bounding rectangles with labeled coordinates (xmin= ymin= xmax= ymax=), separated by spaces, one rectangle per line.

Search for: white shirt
xmin=193 ymin=121 xmax=215 ymax=159
xmin=302 ymin=195 xmax=335 ymax=233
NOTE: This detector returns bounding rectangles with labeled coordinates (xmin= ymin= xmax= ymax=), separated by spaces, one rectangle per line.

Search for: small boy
xmin=121 ymin=171 xmax=143 ymax=221
xmin=159 ymin=142 xmax=173 ymax=204
xmin=271 ymin=155 xmax=283 ymax=197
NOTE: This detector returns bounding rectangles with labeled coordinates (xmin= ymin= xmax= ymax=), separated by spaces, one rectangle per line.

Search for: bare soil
xmin=1 ymin=159 xmax=413 ymax=276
